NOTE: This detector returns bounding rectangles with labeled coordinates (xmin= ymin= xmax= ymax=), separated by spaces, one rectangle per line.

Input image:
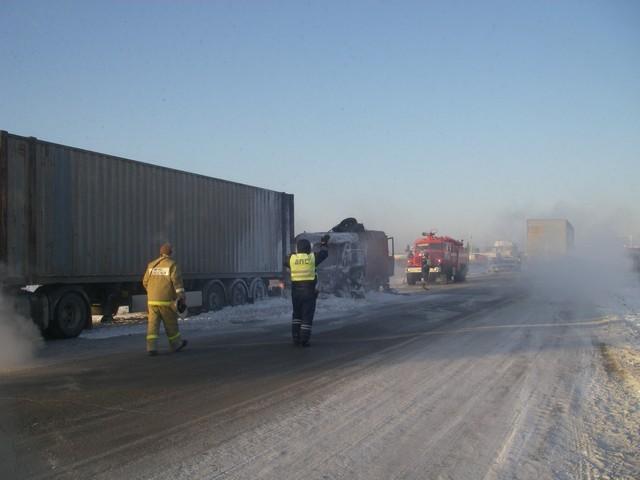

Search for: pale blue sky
xmin=1 ymin=1 xmax=639 ymax=248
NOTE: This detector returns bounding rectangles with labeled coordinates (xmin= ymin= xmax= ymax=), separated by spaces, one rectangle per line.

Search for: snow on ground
xmin=596 ymin=275 xmax=640 ymax=343
xmin=612 ymin=284 xmax=640 ymax=333
xmin=596 ymin=278 xmax=640 ymax=398
xmin=80 ymin=292 xmax=409 ymax=340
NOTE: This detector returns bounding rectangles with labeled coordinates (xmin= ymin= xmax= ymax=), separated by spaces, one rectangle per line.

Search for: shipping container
xmin=0 ymin=131 xmax=294 ymax=337
xmin=526 ymin=219 xmax=574 ymax=257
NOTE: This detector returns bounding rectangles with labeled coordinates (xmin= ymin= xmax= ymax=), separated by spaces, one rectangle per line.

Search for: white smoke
xmin=485 ymin=203 xmax=640 ymax=250
xmin=518 ymin=206 xmax=639 ymax=306
xmin=0 ymin=289 xmax=43 ymax=370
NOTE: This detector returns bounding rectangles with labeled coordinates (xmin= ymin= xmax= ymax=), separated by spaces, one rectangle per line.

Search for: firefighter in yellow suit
xmin=142 ymin=243 xmax=188 ymax=356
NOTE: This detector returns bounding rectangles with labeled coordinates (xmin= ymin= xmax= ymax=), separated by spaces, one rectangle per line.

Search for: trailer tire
xmin=407 ymin=273 xmax=418 ymax=285
xmin=249 ymin=278 xmax=267 ymax=303
xmin=204 ymin=281 xmax=226 ymax=312
xmin=229 ymin=280 xmax=249 ymax=306
xmin=49 ymin=291 xmax=90 ymax=339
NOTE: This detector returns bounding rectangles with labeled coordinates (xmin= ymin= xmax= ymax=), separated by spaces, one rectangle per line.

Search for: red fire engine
xmin=406 ymin=232 xmax=469 ymax=285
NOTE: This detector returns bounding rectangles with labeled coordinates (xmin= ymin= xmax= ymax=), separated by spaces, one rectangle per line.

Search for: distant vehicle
xmin=295 ymin=218 xmax=395 ymax=298
xmin=488 ymin=258 xmax=521 ymax=273
xmin=406 ymin=232 xmax=468 ymax=285
xmin=526 ymin=219 xmax=574 ymax=258
xmin=0 ymin=131 xmax=294 ymax=338
xmin=626 ymin=246 xmax=640 ymax=273
xmin=493 ymin=240 xmax=519 ymax=258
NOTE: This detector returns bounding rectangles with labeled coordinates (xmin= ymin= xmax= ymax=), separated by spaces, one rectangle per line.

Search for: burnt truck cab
xmin=295 ymin=229 xmax=394 ymax=298
xmin=406 ymin=233 xmax=468 ymax=285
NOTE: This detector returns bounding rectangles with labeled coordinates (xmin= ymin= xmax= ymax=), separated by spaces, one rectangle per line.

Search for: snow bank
xmin=80 ymin=292 xmax=406 ymax=340
xmin=605 ymin=283 xmax=640 ymax=334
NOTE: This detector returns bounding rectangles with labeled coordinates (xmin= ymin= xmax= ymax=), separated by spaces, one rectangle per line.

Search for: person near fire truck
xmin=421 ymin=253 xmax=432 ymax=289
xmin=285 ymin=235 xmax=330 ymax=346
xmin=142 ymin=243 xmax=188 ymax=356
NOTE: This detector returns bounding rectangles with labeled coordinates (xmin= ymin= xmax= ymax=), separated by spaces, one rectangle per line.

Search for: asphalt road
xmin=1 ymin=274 xmax=638 ymax=479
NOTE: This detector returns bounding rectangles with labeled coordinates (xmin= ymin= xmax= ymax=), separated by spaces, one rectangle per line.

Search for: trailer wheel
xmin=50 ymin=292 xmax=89 ymax=339
xmin=204 ymin=281 xmax=226 ymax=311
xmin=407 ymin=273 xmax=418 ymax=285
xmin=229 ymin=280 xmax=249 ymax=306
xmin=249 ymin=278 xmax=267 ymax=303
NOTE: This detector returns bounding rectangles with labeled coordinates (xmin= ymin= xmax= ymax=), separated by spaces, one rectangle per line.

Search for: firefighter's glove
xmin=320 ymin=234 xmax=331 ymax=246
xmin=177 ymin=298 xmax=187 ymax=314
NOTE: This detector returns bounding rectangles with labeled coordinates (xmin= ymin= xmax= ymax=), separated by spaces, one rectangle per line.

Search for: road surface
xmin=1 ymin=274 xmax=638 ymax=479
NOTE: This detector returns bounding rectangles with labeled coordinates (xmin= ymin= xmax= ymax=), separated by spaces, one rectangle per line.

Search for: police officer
xmin=142 ymin=243 xmax=188 ymax=356
xmin=286 ymin=234 xmax=330 ymax=346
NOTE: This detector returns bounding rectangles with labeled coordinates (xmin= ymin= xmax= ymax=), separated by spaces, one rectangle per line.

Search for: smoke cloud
xmin=519 ymin=206 xmax=639 ymax=307
xmin=484 ymin=203 xmax=639 ymax=250
xmin=0 ymin=290 xmax=43 ymax=370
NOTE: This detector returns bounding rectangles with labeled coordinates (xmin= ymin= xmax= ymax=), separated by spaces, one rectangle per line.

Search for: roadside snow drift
xmin=80 ymin=293 xmax=407 ymax=340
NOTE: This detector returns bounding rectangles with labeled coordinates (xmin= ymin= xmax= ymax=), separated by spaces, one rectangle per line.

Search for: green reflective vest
xmin=290 ymin=253 xmax=316 ymax=282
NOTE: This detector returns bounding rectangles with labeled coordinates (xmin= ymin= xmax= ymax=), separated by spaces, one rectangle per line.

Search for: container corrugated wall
xmin=1 ymin=132 xmax=293 ymax=284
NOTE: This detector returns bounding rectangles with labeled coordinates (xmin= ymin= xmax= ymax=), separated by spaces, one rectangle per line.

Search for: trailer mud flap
xmin=29 ymin=292 xmax=50 ymax=331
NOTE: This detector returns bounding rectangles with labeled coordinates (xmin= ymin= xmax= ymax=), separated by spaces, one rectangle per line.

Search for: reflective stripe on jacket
xmin=142 ymin=255 xmax=185 ymax=304
xmin=290 ymin=253 xmax=316 ymax=282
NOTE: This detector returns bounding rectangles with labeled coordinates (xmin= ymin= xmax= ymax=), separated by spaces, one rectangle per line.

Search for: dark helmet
xmin=296 ymin=238 xmax=311 ymax=254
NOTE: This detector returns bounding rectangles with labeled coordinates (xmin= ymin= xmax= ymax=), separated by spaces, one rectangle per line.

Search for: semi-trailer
xmin=0 ymin=131 xmax=294 ymax=338
xmin=526 ymin=219 xmax=574 ymax=258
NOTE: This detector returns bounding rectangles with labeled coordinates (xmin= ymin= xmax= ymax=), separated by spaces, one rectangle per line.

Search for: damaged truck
xmin=295 ymin=218 xmax=394 ymax=298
